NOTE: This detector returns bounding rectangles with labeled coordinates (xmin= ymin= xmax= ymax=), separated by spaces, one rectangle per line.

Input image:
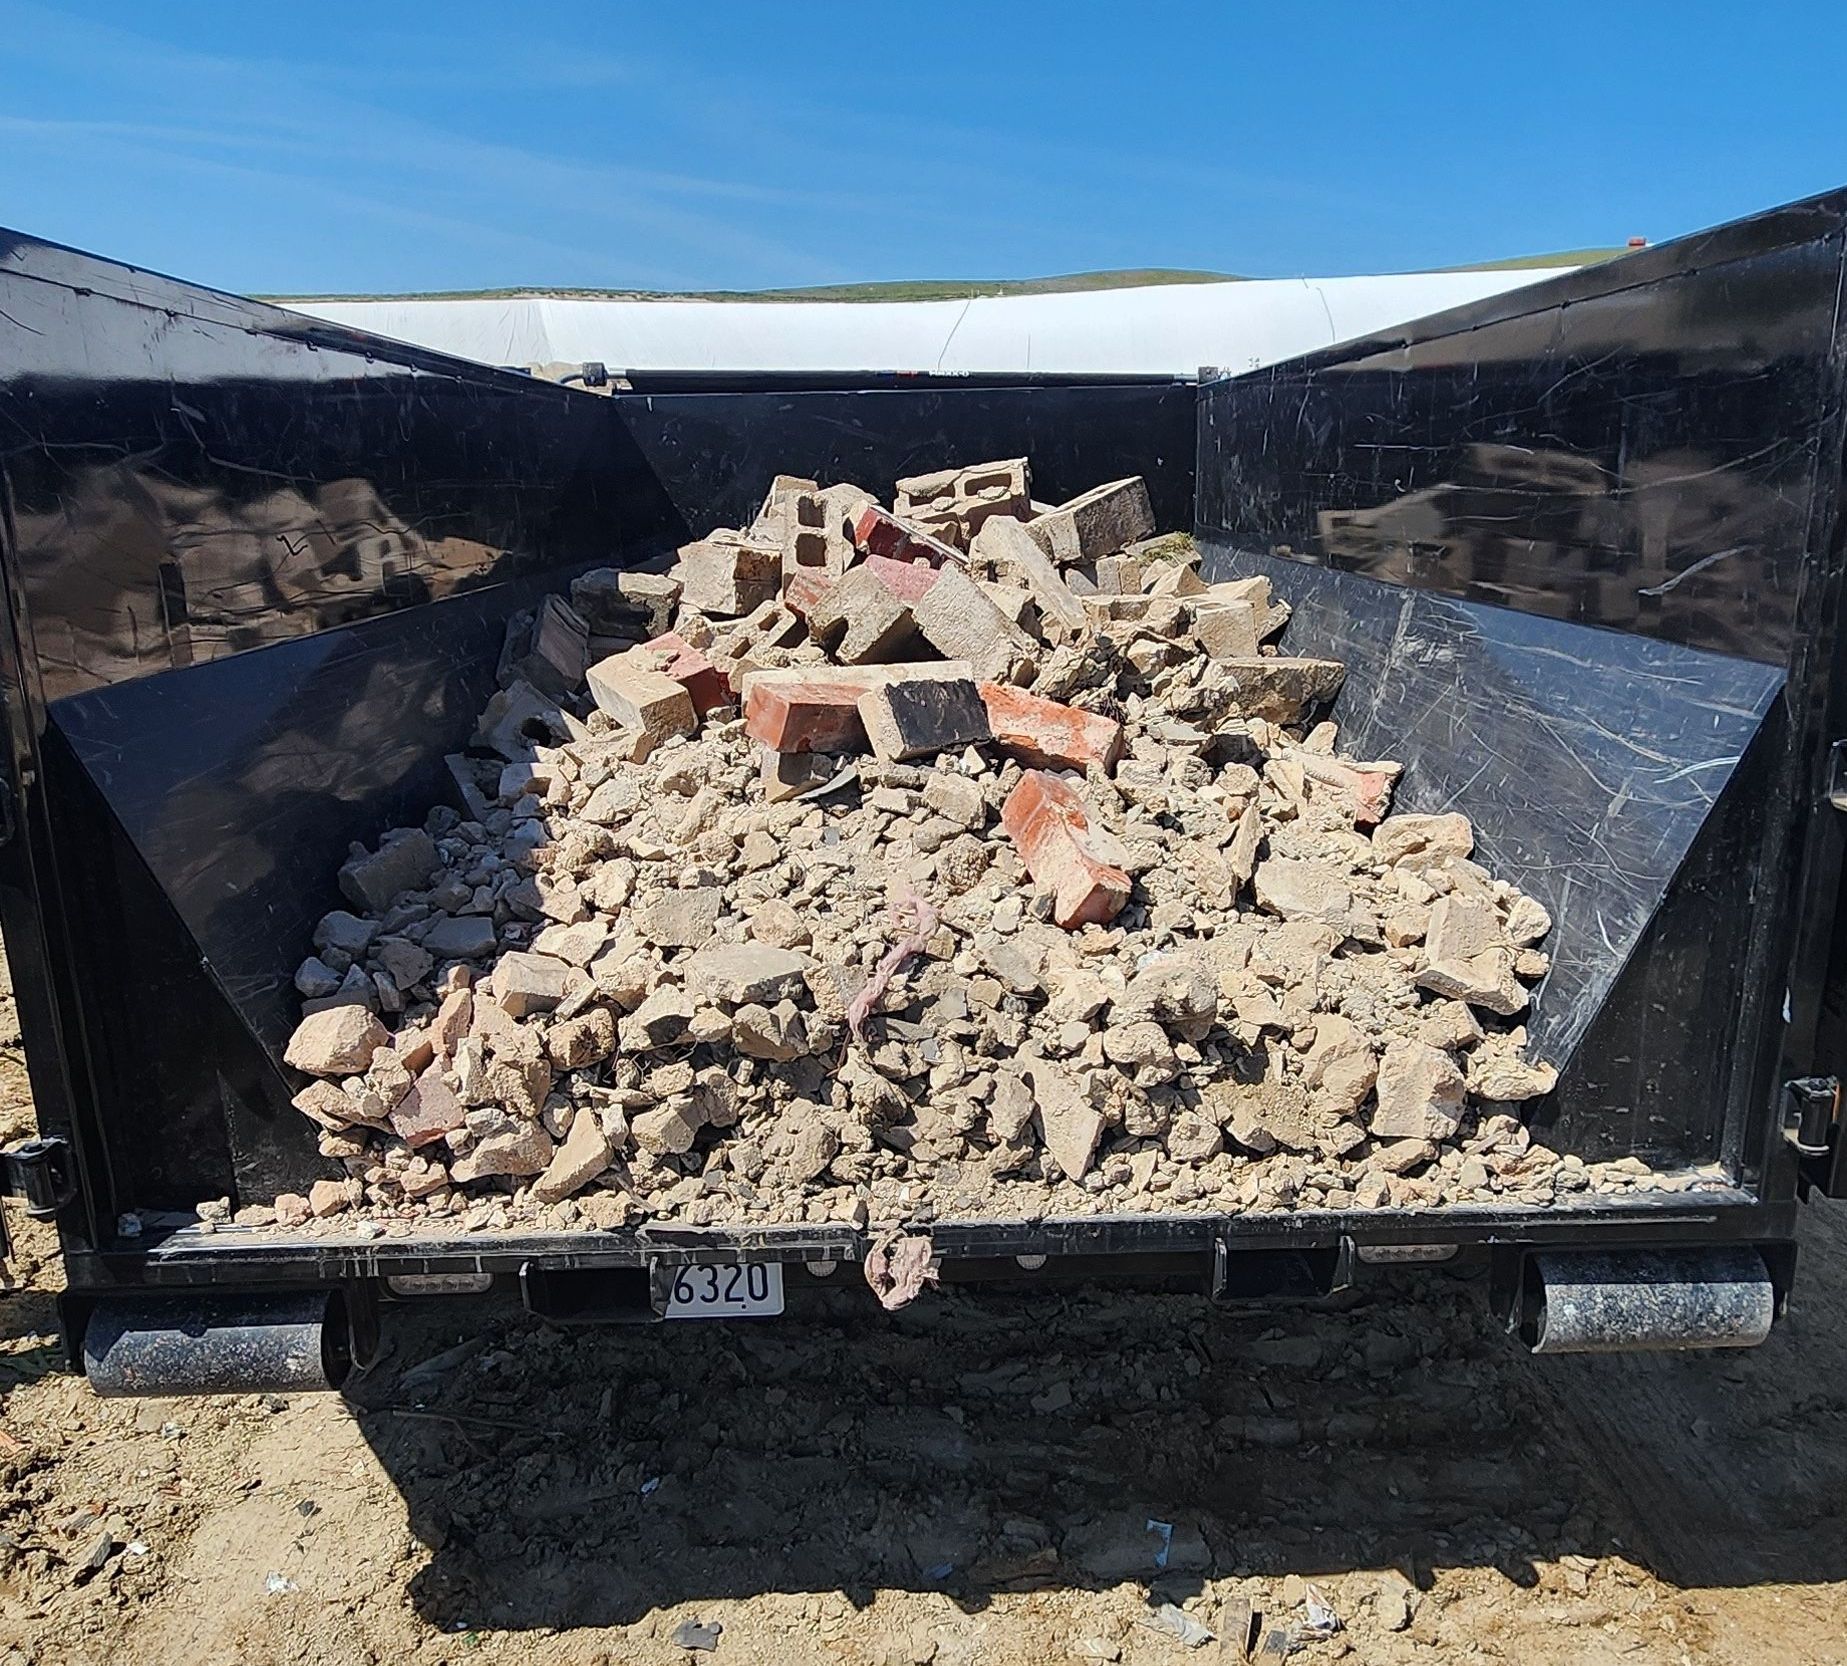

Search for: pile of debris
xmin=265 ymin=458 xmax=1621 ymax=1235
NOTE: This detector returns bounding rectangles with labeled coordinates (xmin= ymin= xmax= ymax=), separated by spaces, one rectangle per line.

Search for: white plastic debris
xmin=1302 ymin=1583 xmax=1342 ymax=1637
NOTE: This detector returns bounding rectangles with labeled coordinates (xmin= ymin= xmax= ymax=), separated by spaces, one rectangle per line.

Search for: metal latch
xmin=1827 ymin=740 xmax=1847 ymax=811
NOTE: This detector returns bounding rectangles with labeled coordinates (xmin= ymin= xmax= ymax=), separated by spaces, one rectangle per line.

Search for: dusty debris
xmin=256 ymin=452 xmax=1652 ymax=1236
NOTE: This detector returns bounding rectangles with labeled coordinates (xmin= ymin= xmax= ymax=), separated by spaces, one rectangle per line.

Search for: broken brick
xmin=1000 ymin=769 xmax=1133 ymax=929
xmin=742 ymin=664 xmax=973 ymax=755
xmin=857 ymin=676 xmax=992 ymax=762
xmin=585 ymin=655 xmax=699 ymax=742
xmin=978 ymin=682 xmax=1125 ymax=772
xmin=629 ymin=631 xmax=731 ymax=715
xmin=852 ymin=505 xmax=964 ymax=569
xmin=745 ymin=670 xmax=876 ymax=754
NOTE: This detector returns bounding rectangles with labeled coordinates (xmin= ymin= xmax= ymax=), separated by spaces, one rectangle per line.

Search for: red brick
xmin=744 ymin=673 xmax=875 ymax=754
xmin=978 ymin=682 xmax=1125 ymax=773
xmin=852 ymin=505 xmax=963 ymax=569
xmin=862 ymin=552 xmax=943 ymax=603
xmin=634 ymin=631 xmax=731 ymax=715
xmin=1000 ymin=770 xmax=1132 ymax=929
xmin=784 ymin=568 xmax=832 ymax=620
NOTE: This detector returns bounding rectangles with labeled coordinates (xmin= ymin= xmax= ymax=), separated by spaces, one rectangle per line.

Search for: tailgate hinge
xmin=0 ymin=1136 xmax=77 ymax=1263
xmin=1784 ymin=1077 xmax=1847 ymax=1198
xmin=1 ymin=1136 xmax=76 ymax=1220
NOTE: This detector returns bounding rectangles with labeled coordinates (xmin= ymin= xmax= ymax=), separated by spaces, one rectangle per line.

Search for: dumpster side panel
xmin=1195 ymin=191 xmax=1847 ymax=1186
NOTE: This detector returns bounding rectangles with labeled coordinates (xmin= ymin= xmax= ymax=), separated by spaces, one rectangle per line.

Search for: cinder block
xmin=674 ymin=532 xmax=782 ymax=616
xmin=1191 ymin=599 xmax=1261 ymax=659
xmin=805 ymin=565 xmax=919 ymax=664
xmin=910 ymin=565 xmax=1038 ymax=683
xmin=496 ymin=594 xmax=590 ymax=700
xmin=1026 ymin=477 xmax=1155 ymax=566
xmin=895 ymin=458 xmax=1031 ymax=548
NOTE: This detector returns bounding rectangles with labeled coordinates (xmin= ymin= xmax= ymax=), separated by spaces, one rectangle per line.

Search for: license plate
xmin=663 ymin=1260 xmax=784 ymax=1320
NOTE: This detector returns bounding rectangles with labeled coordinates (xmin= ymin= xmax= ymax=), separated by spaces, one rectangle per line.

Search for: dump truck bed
xmin=5 ymin=191 xmax=1847 ymax=1381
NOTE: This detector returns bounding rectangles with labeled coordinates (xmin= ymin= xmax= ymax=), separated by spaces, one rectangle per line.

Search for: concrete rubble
xmin=269 ymin=456 xmax=1663 ymax=1235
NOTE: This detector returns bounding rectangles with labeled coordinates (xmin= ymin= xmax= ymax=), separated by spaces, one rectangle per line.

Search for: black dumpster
xmin=3 ymin=190 xmax=1845 ymax=1388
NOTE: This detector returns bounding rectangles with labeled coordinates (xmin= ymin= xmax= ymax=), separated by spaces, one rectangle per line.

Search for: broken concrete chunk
xmin=421 ymin=914 xmax=499 ymax=962
xmin=684 ymin=943 xmax=812 ymax=1006
xmin=449 ymin=1122 xmax=555 ymax=1183
xmin=530 ymin=1109 xmax=614 ymax=1203
xmin=1373 ymin=812 xmax=1474 ymax=867
xmin=1215 ymin=657 xmax=1345 ymax=724
xmin=921 ymin=770 xmax=985 ymax=829
xmin=491 ymin=950 xmax=570 ymax=1018
xmin=284 ymin=1005 xmax=389 ymax=1077
xmin=1416 ymin=895 xmax=1529 ymax=1016
xmin=1029 ymin=1062 xmax=1103 ymax=1181
xmin=389 ymin=1069 xmax=466 ymax=1148
xmin=1370 ymin=1039 xmax=1467 ymax=1141
xmin=1252 ymin=857 xmax=1351 ymax=927
xmin=969 ymin=515 xmax=1088 ymax=636
xmin=339 ymin=830 xmax=440 ymax=914
xmin=1503 ymin=892 xmax=1553 ymax=946
xmin=632 ymin=886 xmax=724 ymax=949
xmin=910 ymin=565 xmax=1038 ymax=683
xmin=314 ymin=910 xmax=378 ymax=958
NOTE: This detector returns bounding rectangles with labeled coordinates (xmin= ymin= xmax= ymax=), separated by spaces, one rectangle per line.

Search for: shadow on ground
xmin=340 ymin=1202 xmax=1847 ymax=1634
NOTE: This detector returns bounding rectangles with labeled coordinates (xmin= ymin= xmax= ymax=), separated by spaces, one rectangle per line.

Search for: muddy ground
xmin=0 ymin=948 xmax=1844 ymax=1666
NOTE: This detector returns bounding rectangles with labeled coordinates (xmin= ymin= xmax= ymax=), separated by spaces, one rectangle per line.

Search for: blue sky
xmin=3 ymin=0 xmax=1846 ymax=295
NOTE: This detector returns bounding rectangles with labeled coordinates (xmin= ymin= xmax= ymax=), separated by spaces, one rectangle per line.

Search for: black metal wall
xmin=0 ymin=230 xmax=1195 ymax=1216
xmin=1195 ymin=191 xmax=1847 ymax=1179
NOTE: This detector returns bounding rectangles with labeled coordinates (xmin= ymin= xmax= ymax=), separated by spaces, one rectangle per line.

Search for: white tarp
xmin=282 ymin=268 xmax=1572 ymax=379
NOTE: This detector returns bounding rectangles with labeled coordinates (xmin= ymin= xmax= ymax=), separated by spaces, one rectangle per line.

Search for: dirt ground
xmin=1 ymin=948 xmax=1844 ymax=1666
